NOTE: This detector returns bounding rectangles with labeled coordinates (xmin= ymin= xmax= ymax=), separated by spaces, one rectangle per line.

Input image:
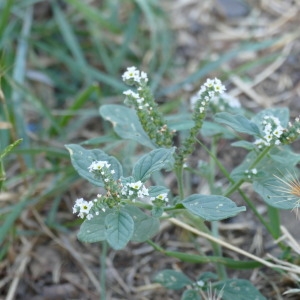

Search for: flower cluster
xmin=122 ymin=67 xmax=174 ymax=147
xmin=88 ymin=161 xmax=112 ymax=173
xmin=176 ymin=78 xmax=226 ymax=166
xmin=209 ymin=93 xmax=241 ymax=113
xmin=122 ymin=66 xmax=148 ymax=86
xmin=88 ymin=160 xmax=116 ymax=182
xmin=121 ymin=180 xmax=149 ymax=202
xmin=198 ymin=78 xmax=227 ymax=97
xmin=73 ymin=198 xmax=94 ymax=220
xmin=191 ymin=78 xmax=226 ymax=116
xmin=254 ymin=116 xmax=284 ymax=148
xmin=280 ymin=117 xmax=300 ymax=144
xmin=89 ymin=160 xmax=122 ymax=208
xmin=150 ymin=193 xmax=169 ymax=204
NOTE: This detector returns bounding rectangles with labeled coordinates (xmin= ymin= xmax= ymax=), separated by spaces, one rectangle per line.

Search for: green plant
xmin=67 ymin=67 xmax=300 ymax=298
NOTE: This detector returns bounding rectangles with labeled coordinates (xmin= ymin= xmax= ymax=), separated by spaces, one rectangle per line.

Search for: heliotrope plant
xmin=66 ymin=67 xmax=300 ymax=299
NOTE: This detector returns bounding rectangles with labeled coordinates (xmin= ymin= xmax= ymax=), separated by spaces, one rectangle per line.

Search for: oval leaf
xmin=214 ymin=279 xmax=266 ymax=300
xmin=154 ymin=270 xmax=192 ymax=290
xmin=123 ymin=205 xmax=160 ymax=242
xmin=133 ymin=148 xmax=175 ymax=181
xmin=148 ymin=186 xmax=170 ymax=198
xmin=182 ymin=194 xmax=246 ymax=221
xmin=253 ymin=177 xmax=296 ymax=209
xmin=77 ymin=210 xmax=110 ymax=243
xmin=215 ymin=112 xmax=261 ymax=136
xmin=99 ymin=105 xmax=156 ymax=149
xmin=105 ymin=210 xmax=134 ymax=250
xmin=65 ymin=144 xmax=122 ymax=186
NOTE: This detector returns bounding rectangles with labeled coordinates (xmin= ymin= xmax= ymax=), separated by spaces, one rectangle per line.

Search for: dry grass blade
xmin=31 ymin=209 xmax=101 ymax=294
xmin=169 ymin=217 xmax=300 ymax=275
xmin=5 ymin=237 xmax=37 ymax=300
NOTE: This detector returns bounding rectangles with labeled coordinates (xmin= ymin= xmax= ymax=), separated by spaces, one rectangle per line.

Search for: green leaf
xmin=99 ymin=105 xmax=156 ymax=149
xmin=123 ymin=205 xmax=160 ymax=242
xmin=215 ymin=112 xmax=261 ymax=136
xmin=201 ymin=121 xmax=236 ymax=139
xmin=213 ymin=279 xmax=266 ymax=300
xmin=132 ymin=148 xmax=175 ymax=181
xmin=65 ymin=144 xmax=122 ymax=186
xmin=154 ymin=269 xmax=192 ymax=290
xmin=182 ymin=194 xmax=246 ymax=221
xmin=105 ymin=210 xmax=134 ymax=250
xmin=182 ymin=289 xmax=201 ymax=300
xmin=231 ymin=146 xmax=300 ymax=182
xmin=77 ymin=210 xmax=110 ymax=243
xmin=269 ymin=147 xmax=300 ymax=166
xmin=253 ymin=177 xmax=296 ymax=209
xmin=231 ymin=140 xmax=255 ymax=150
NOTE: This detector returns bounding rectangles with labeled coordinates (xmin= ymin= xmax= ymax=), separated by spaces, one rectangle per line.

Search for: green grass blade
xmin=0 ymin=200 xmax=28 ymax=245
xmin=11 ymin=5 xmax=33 ymax=168
xmin=6 ymin=76 xmax=63 ymax=133
xmin=112 ymin=9 xmax=140 ymax=72
xmin=52 ymin=2 xmax=90 ymax=82
xmin=59 ymin=83 xmax=101 ymax=127
xmin=66 ymin=0 xmax=120 ymax=32
xmin=35 ymin=42 xmax=126 ymax=91
xmin=0 ymin=0 xmax=14 ymax=41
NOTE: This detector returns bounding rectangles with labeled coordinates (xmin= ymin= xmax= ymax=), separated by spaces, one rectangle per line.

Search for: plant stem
xmin=100 ymin=241 xmax=108 ymax=300
xmin=175 ymin=164 xmax=185 ymax=200
xmin=221 ymin=146 xmax=285 ymax=239
xmin=223 ymin=146 xmax=272 ymax=197
xmin=208 ymin=137 xmax=227 ymax=279
xmin=238 ymin=188 xmax=273 ymax=234
xmin=267 ymin=205 xmax=280 ymax=238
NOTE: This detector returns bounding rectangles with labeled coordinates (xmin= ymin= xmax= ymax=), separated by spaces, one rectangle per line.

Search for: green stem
xmin=238 ymin=188 xmax=273 ymax=235
xmin=267 ymin=205 xmax=280 ymax=238
xmin=146 ymin=240 xmax=262 ymax=269
xmin=223 ymin=146 xmax=272 ymax=197
xmin=208 ymin=137 xmax=227 ymax=279
xmin=197 ymin=141 xmax=282 ymax=241
xmin=100 ymin=241 xmax=108 ymax=299
xmin=175 ymin=164 xmax=185 ymax=200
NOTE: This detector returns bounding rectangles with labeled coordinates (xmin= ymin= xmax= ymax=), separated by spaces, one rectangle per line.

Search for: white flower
xmin=251 ymin=168 xmax=257 ymax=174
xmin=122 ymin=66 xmax=139 ymax=81
xmin=140 ymin=71 xmax=148 ymax=82
xmin=86 ymin=214 xmax=94 ymax=220
xmin=88 ymin=161 xmax=111 ymax=172
xmin=73 ymin=198 xmax=94 ymax=219
xmin=123 ymin=90 xmax=139 ymax=99
xmin=122 ymin=67 xmax=149 ymax=85
xmin=157 ymin=193 xmax=168 ymax=202
xmin=137 ymin=185 xmax=149 ymax=198
xmin=198 ymin=78 xmax=226 ymax=98
xmin=129 ymin=181 xmax=143 ymax=190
